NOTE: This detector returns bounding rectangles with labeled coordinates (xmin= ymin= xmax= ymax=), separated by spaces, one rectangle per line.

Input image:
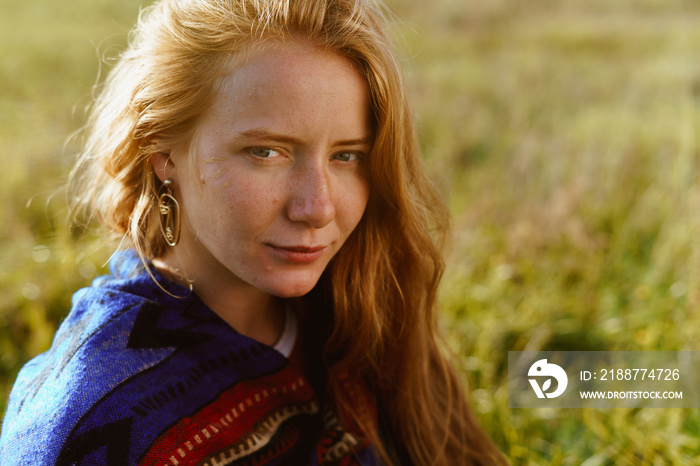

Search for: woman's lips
xmin=267 ymin=244 xmax=326 ymax=264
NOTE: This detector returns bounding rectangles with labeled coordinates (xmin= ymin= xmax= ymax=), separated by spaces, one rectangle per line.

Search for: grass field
xmin=1 ymin=0 xmax=700 ymax=463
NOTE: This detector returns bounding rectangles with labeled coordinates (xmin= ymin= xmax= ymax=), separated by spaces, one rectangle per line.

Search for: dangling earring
xmin=158 ymin=179 xmax=181 ymax=246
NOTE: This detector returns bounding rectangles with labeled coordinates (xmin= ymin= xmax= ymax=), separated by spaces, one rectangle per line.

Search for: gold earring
xmin=158 ymin=179 xmax=181 ymax=246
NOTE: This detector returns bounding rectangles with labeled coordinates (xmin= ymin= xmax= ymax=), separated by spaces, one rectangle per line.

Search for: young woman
xmin=0 ymin=0 xmax=506 ymax=464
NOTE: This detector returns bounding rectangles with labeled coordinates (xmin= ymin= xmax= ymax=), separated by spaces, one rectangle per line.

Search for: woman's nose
xmin=287 ymin=165 xmax=336 ymax=229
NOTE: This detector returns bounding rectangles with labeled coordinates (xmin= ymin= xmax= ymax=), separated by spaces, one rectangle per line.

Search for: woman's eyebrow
xmin=237 ymin=129 xmax=303 ymax=145
xmin=332 ymin=137 xmax=374 ymax=148
xmin=237 ymin=129 xmax=372 ymax=147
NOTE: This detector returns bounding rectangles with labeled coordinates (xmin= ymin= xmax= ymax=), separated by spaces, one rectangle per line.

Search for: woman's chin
xmin=258 ymin=275 xmax=321 ymax=299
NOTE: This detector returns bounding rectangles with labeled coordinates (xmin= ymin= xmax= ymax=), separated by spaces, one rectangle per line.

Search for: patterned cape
xmin=0 ymin=250 xmax=378 ymax=465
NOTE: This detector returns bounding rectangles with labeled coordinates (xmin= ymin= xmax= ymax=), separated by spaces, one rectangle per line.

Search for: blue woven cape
xmin=0 ymin=250 xmax=377 ymax=465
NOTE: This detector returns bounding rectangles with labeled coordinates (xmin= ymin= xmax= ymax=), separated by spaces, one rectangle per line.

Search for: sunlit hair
xmin=70 ymin=0 xmax=506 ymax=463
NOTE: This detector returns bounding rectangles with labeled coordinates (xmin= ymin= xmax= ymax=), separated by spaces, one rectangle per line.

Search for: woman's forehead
xmin=217 ymin=38 xmax=358 ymax=90
xmin=199 ymin=40 xmax=372 ymax=138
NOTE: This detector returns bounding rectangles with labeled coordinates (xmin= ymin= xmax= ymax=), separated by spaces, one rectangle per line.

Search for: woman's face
xmin=162 ymin=40 xmax=372 ymax=299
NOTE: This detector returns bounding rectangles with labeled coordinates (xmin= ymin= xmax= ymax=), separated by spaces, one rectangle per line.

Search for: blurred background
xmin=1 ymin=0 xmax=699 ymax=463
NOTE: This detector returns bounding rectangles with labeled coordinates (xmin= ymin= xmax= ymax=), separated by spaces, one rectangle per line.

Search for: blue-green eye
xmin=250 ymin=148 xmax=281 ymax=158
xmin=332 ymin=152 xmax=359 ymax=162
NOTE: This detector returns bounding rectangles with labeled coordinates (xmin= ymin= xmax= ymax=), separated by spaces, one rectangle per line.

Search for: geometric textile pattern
xmin=0 ymin=250 xmax=378 ymax=465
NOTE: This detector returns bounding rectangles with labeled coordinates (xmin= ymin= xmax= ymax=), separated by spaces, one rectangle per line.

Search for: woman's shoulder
xmin=0 ymin=250 xmax=289 ymax=465
xmin=0 ymin=250 xmax=381 ymax=465
xmin=0 ymin=255 xmax=146 ymax=458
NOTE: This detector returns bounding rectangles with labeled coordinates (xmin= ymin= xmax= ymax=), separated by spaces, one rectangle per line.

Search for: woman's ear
xmin=151 ymin=152 xmax=175 ymax=183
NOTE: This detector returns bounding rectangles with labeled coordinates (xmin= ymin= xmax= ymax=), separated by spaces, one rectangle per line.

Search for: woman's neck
xmin=152 ymin=256 xmax=286 ymax=347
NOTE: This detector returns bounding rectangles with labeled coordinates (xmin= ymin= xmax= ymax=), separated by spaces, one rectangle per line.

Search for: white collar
xmin=272 ymin=305 xmax=297 ymax=358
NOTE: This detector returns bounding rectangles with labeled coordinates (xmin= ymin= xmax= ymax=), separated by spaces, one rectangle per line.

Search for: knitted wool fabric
xmin=0 ymin=250 xmax=377 ymax=465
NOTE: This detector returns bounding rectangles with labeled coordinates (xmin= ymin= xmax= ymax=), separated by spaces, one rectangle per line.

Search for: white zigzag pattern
xmin=162 ymin=376 xmax=310 ymax=466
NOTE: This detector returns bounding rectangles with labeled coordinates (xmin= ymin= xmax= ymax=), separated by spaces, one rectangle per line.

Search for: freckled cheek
xmin=221 ymin=180 xmax=281 ymax=224
xmin=200 ymin=170 xmax=285 ymax=227
xmin=200 ymin=168 xmax=229 ymax=187
xmin=336 ymin=181 xmax=370 ymax=233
